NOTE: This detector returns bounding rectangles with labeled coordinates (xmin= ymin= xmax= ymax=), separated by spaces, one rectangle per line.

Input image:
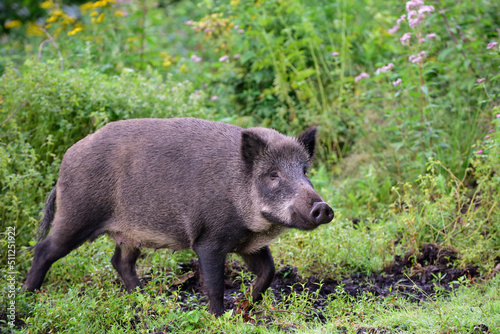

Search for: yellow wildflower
xmin=114 ymin=10 xmax=127 ymax=17
xmin=162 ymin=54 xmax=173 ymax=67
xmin=4 ymin=20 xmax=22 ymax=29
xmin=93 ymin=0 xmax=107 ymax=7
xmin=67 ymin=27 xmax=84 ymax=36
xmin=80 ymin=2 xmax=94 ymax=13
xmin=41 ymin=1 xmax=54 ymax=9
xmin=126 ymin=36 xmax=138 ymax=43
xmin=46 ymin=9 xmax=63 ymax=23
xmin=90 ymin=11 xmax=99 ymax=17
xmin=230 ymin=0 xmax=240 ymax=5
xmin=27 ymin=22 xmax=44 ymax=36
xmin=62 ymin=15 xmax=76 ymax=25
xmin=96 ymin=13 xmax=105 ymax=23
xmin=179 ymin=64 xmax=189 ymax=73
xmin=54 ymin=27 xmax=62 ymax=37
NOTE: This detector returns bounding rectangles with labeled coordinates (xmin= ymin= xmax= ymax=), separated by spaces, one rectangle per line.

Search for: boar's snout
xmin=310 ymin=202 xmax=334 ymax=225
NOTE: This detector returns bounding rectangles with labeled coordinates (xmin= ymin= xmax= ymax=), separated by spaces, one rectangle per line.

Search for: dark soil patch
xmin=0 ymin=309 xmax=26 ymax=331
xmin=7 ymin=244 xmax=487 ymax=332
xmin=142 ymin=243 xmax=481 ymax=319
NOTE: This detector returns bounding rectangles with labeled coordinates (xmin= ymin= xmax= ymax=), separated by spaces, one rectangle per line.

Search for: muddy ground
xmin=141 ymin=243 xmax=488 ymax=332
xmin=162 ymin=244 xmax=480 ymax=310
xmin=4 ymin=244 xmax=493 ymax=333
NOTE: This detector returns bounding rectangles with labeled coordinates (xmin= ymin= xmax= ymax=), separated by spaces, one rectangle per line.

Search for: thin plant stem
xmin=139 ymin=0 xmax=148 ymax=67
xmin=433 ymin=0 xmax=477 ymax=76
xmin=38 ymin=28 xmax=64 ymax=71
xmin=482 ymin=84 xmax=499 ymax=108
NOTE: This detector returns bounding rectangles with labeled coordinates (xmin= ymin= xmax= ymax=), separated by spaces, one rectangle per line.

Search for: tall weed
xmin=0 ymin=60 xmax=211 ymax=254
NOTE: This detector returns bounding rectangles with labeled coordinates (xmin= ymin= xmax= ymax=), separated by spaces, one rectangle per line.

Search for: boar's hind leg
xmin=23 ymin=224 xmax=95 ymax=292
xmin=111 ymin=244 xmax=141 ymax=292
xmin=240 ymin=246 xmax=275 ymax=304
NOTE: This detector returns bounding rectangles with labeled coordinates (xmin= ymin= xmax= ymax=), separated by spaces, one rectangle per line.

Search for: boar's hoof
xmin=310 ymin=202 xmax=334 ymax=225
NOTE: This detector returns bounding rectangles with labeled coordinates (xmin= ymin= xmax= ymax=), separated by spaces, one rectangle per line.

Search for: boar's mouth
xmin=261 ymin=210 xmax=319 ymax=231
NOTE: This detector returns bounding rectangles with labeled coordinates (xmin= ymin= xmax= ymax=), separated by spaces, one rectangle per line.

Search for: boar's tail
xmin=37 ymin=186 xmax=57 ymax=242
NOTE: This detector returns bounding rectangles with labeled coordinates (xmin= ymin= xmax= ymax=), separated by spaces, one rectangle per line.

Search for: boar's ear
xmin=297 ymin=126 xmax=317 ymax=158
xmin=241 ymin=130 xmax=267 ymax=167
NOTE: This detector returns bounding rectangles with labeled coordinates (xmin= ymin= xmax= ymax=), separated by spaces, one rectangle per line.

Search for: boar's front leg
xmin=240 ymin=246 xmax=275 ymax=304
xmin=111 ymin=244 xmax=141 ymax=292
xmin=194 ymin=244 xmax=227 ymax=316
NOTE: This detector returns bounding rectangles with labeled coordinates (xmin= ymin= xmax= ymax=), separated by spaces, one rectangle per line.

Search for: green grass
xmin=1 ymin=0 xmax=500 ymax=332
xmin=7 ymin=235 xmax=500 ymax=333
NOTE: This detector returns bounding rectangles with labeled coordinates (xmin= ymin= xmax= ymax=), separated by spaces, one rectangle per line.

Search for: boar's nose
xmin=311 ymin=202 xmax=334 ymax=225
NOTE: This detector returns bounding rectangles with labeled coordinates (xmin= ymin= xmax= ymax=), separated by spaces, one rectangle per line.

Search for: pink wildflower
xmin=237 ymin=29 xmax=245 ymax=34
xmin=406 ymin=0 xmax=424 ymax=12
xmin=354 ymin=72 xmax=370 ymax=83
xmin=409 ymin=51 xmax=426 ymax=63
xmin=388 ymin=25 xmax=400 ymax=34
xmin=487 ymin=42 xmax=498 ymax=50
xmin=190 ymin=55 xmax=202 ymax=62
xmin=397 ymin=14 xmax=406 ymax=25
xmin=419 ymin=38 xmax=426 ymax=43
xmin=409 ymin=54 xmax=419 ymax=63
xmin=496 ymin=114 xmax=500 ymax=118
xmin=393 ymin=78 xmax=402 ymax=87
xmin=476 ymin=150 xmax=483 ymax=155
xmin=407 ymin=10 xmax=417 ymax=20
xmin=184 ymin=20 xmax=193 ymax=25
xmin=485 ymin=135 xmax=490 ymax=139
xmin=400 ymin=32 xmax=411 ymax=45
xmin=375 ymin=63 xmax=394 ymax=74
xmin=418 ymin=5 xmax=435 ymax=14
xmin=218 ymin=55 xmax=229 ymax=62
xmin=233 ymin=54 xmax=241 ymax=59
xmin=408 ymin=11 xmax=426 ymax=28
xmin=211 ymin=96 xmax=219 ymax=101
xmin=331 ymin=52 xmax=339 ymax=57
xmin=426 ymin=33 xmax=437 ymax=39
xmin=477 ymin=78 xmax=485 ymax=83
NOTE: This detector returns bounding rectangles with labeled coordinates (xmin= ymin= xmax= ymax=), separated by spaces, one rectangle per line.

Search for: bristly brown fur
xmin=23 ymin=118 xmax=333 ymax=316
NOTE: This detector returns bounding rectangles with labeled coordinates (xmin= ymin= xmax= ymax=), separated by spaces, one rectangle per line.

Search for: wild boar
xmin=23 ymin=118 xmax=334 ymax=315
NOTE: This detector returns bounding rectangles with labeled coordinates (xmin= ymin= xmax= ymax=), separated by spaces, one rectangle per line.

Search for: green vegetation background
xmin=1 ymin=0 xmax=499 ymax=332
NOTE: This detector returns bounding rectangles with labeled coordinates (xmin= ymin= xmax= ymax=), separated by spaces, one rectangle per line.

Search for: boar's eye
xmin=303 ymin=167 xmax=308 ymax=176
xmin=269 ymin=171 xmax=280 ymax=180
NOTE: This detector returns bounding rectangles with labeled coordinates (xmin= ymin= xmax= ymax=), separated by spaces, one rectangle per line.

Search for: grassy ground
xmin=6 ymin=232 xmax=500 ymax=333
xmin=1 ymin=0 xmax=500 ymax=332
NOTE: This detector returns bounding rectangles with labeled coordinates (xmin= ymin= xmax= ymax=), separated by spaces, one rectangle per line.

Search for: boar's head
xmin=241 ymin=127 xmax=334 ymax=231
